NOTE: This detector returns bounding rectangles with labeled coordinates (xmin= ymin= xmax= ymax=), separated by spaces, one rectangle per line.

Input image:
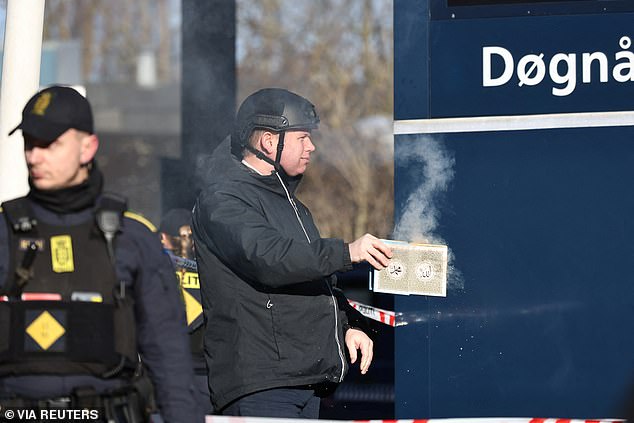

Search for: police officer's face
xmin=24 ymin=129 xmax=97 ymax=190
xmin=179 ymin=225 xmax=194 ymax=258
xmin=279 ymin=130 xmax=315 ymax=176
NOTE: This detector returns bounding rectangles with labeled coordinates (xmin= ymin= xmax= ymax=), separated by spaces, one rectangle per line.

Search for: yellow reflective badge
xmin=181 ymin=271 xmax=199 ymax=289
xmin=50 ymin=235 xmax=74 ymax=273
xmin=26 ymin=310 xmax=66 ymax=350
xmin=182 ymin=289 xmax=203 ymax=327
xmin=176 ymin=270 xmax=203 ymax=329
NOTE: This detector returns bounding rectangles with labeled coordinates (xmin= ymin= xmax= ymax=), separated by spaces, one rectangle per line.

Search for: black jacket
xmin=0 ymin=197 xmax=202 ymax=423
xmin=192 ymin=137 xmax=356 ymax=410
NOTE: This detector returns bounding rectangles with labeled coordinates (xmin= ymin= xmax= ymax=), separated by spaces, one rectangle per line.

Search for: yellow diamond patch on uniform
xmin=26 ymin=311 xmax=66 ymax=350
xmin=182 ymin=289 xmax=203 ymax=326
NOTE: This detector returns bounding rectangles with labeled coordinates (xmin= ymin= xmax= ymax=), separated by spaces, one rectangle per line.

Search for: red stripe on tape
xmin=348 ymin=299 xmax=396 ymax=327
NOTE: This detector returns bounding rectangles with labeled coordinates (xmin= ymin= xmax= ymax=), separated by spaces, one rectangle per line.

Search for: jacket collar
xmin=204 ymin=137 xmax=303 ymax=196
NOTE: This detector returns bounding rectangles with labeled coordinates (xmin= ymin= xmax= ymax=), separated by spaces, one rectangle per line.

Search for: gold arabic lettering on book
xmin=372 ymin=240 xmax=447 ymax=297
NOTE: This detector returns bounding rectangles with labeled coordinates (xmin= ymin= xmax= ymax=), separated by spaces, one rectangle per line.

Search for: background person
xmin=0 ymin=86 xmax=202 ymax=423
xmin=192 ymin=87 xmax=392 ymax=419
xmin=159 ymin=208 xmax=194 ymax=259
xmin=159 ymin=208 xmax=212 ymax=415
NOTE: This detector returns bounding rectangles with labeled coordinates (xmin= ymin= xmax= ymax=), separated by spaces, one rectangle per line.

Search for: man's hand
xmin=348 ymin=234 xmax=393 ymax=270
xmin=345 ymin=328 xmax=373 ymax=375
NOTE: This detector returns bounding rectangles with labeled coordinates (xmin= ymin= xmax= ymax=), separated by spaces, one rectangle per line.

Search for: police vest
xmin=0 ymin=196 xmax=138 ymax=378
xmin=173 ymin=264 xmax=204 ymax=357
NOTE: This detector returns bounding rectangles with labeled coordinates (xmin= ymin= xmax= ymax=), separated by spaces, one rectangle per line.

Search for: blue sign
xmin=430 ymin=13 xmax=634 ymax=117
xmin=394 ymin=0 xmax=634 ymax=419
xmin=394 ymin=129 xmax=634 ymax=418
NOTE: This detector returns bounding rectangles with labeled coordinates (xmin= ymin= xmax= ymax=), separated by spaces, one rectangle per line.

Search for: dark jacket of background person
xmin=192 ymin=136 xmax=357 ymax=411
xmin=0 ymin=173 xmax=201 ymax=423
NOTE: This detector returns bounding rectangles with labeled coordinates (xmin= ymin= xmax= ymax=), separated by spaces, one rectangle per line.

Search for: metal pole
xmin=162 ymin=0 xmax=235 ymax=211
xmin=0 ymin=0 xmax=46 ymax=203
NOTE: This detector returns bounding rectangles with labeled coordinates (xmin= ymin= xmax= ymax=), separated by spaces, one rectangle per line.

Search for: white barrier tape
xmin=348 ymin=299 xmax=397 ymax=327
xmin=206 ymin=417 xmax=624 ymax=423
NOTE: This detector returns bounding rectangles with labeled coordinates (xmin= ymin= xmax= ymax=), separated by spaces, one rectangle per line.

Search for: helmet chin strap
xmin=245 ymin=131 xmax=286 ymax=173
xmin=274 ymin=131 xmax=285 ymax=168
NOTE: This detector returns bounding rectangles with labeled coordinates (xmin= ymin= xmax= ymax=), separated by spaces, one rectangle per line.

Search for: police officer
xmin=0 ymin=86 xmax=203 ymax=423
xmin=159 ymin=208 xmax=194 ymax=259
xmin=159 ymin=209 xmax=212 ymax=415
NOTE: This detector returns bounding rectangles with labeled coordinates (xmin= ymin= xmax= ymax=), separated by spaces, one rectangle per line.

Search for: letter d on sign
xmin=483 ymin=46 xmax=514 ymax=87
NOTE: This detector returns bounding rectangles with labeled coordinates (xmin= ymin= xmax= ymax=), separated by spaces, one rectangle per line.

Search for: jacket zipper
xmin=275 ymin=172 xmax=346 ymax=381
xmin=275 ymin=173 xmax=311 ymax=242
xmin=326 ymin=283 xmax=346 ymax=382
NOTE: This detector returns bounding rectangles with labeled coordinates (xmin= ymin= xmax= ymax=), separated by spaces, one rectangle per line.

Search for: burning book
xmin=371 ymin=240 xmax=447 ymax=297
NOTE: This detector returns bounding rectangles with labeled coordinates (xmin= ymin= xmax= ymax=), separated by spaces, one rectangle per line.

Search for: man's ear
xmin=259 ymin=131 xmax=278 ymax=155
xmin=79 ymin=134 xmax=99 ymax=165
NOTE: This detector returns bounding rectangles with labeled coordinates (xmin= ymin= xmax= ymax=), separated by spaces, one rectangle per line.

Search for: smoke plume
xmin=393 ymin=135 xmax=464 ymax=291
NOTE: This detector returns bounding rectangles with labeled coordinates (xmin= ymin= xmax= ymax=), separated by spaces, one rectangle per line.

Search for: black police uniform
xmin=0 ymin=168 xmax=201 ymax=423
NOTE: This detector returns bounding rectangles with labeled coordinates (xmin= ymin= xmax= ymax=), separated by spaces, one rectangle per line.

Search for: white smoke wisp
xmin=393 ymin=135 xmax=464 ymax=291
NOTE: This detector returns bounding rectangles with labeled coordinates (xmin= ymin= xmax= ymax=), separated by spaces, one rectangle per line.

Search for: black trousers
xmin=221 ymin=387 xmax=321 ymax=419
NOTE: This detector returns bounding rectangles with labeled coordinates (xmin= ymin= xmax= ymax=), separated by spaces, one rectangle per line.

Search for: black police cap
xmin=8 ymin=85 xmax=94 ymax=143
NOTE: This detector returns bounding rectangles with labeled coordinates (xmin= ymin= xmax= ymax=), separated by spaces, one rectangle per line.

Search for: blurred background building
xmin=0 ymin=0 xmax=393 ymax=235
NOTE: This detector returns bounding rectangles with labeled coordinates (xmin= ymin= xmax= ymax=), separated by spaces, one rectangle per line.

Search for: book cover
xmin=372 ymin=240 xmax=447 ymax=297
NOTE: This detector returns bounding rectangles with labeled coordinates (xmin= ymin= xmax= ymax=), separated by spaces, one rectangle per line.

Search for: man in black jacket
xmin=192 ymin=88 xmax=392 ymax=418
xmin=0 ymin=86 xmax=202 ymax=422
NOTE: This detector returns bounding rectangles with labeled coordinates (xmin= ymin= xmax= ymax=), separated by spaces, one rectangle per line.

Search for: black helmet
xmin=232 ymin=88 xmax=320 ymax=166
